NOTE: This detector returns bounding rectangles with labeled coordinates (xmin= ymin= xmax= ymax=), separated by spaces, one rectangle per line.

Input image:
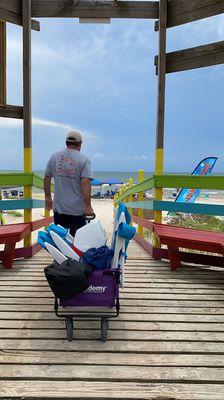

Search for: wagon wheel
xmin=101 ymin=317 xmax=109 ymax=342
xmin=65 ymin=316 xmax=74 ymax=341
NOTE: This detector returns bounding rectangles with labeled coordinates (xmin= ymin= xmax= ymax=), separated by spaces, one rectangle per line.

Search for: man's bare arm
xmin=44 ymin=175 xmax=53 ymax=210
xmin=81 ymin=178 xmax=94 ymax=216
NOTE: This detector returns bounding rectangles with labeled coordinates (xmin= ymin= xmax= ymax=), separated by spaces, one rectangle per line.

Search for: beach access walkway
xmin=0 ymin=241 xmax=224 ymax=399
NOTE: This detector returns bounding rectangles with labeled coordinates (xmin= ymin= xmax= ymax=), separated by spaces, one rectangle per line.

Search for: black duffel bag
xmin=44 ymin=258 xmax=94 ymax=301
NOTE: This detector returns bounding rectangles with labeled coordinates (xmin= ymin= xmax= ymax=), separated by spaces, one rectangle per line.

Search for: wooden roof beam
xmin=31 ymin=1 xmax=159 ymax=19
xmin=155 ymin=0 xmax=224 ymax=30
xmin=0 ymin=105 xmax=23 ymax=119
xmin=0 ymin=1 xmax=40 ymax=31
xmin=155 ymin=40 xmax=224 ymax=74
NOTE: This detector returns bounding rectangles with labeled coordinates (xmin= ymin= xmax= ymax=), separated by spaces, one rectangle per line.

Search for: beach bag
xmin=82 ymin=245 xmax=114 ymax=270
xmin=44 ymin=258 xmax=94 ymax=300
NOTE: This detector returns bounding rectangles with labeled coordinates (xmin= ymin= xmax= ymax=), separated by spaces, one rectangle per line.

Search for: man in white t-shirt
xmin=44 ymin=131 xmax=94 ymax=236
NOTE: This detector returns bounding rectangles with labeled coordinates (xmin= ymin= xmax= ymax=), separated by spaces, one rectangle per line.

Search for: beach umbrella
xmin=103 ymin=178 xmax=123 ymax=185
xmin=91 ymin=178 xmax=104 ymax=186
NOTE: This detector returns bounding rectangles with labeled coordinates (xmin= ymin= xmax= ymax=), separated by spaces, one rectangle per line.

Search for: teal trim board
xmin=0 ymin=199 xmax=33 ymax=210
xmin=125 ymin=200 xmax=224 ymax=216
xmin=125 ymin=201 xmax=154 ymax=210
xmin=0 ymin=199 xmax=45 ymax=210
xmin=154 ymin=200 xmax=224 ymax=216
xmin=32 ymin=199 xmax=45 ymax=208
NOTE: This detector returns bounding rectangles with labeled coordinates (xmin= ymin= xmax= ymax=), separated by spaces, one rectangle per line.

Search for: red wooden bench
xmin=153 ymin=223 xmax=224 ymax=271
xmin=0 ymin=223 xmax=31 ymax=268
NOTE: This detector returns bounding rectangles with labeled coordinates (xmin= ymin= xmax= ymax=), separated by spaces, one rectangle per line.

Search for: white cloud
xmin=125 ymin=154 xmax=148 ymax=160
xmin=0 ymin=117 xmax=97 ymax=142
xmin=92 ymin=152 xmax=110 ymax=159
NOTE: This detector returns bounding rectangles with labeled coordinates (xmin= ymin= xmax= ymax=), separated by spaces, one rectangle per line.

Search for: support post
xmin=23 ymin=0 xmax=32 ymax=247
xmin=138 ymin=169 xmax=145 ymax=237
xmin=0 ymin=21 xmax=6 ymax=105
xmin=128 ymin=178 xmax=134 ymax=226
xmin=154 ymin=0 xmax=167 ymax=236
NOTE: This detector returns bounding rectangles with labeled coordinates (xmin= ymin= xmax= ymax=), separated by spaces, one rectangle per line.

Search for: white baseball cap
xmin=66 ymin=130 xmax=82 ymax=143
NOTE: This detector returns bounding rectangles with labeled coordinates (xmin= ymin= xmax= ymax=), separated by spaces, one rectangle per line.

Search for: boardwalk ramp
xmin=0 ymin=241 xmax=224 ymax=399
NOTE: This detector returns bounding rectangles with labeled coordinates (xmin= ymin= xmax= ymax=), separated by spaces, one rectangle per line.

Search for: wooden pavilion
xmin=0 ymin=0 xmax=224 ymax=398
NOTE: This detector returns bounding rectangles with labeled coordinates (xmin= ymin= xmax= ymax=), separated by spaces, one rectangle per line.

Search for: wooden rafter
xmin=168 ymin=0 xmax=224 ymax=28
xmin=155 ymin=40 xmax=224 ymax=74
xmin=0 ymin=0 xmax=40 ymax=31
xmin=31 ymin=0 xmax=159 ymax=19
xmin=0 ymin=105 xmax=23 ymax=119
xmin=155 ymin=0 xmax=224 ymax=30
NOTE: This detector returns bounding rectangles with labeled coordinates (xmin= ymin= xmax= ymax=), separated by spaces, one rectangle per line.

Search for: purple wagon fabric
xmin=60 ymin=269 xmax=120 ymax=308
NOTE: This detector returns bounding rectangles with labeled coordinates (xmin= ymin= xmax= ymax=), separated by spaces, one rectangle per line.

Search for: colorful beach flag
xmin=175 ymin=157 xmax=218 ymax=204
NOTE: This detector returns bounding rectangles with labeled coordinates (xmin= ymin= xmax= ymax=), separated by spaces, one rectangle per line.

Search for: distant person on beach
xmin=44 ymin=130 xmax=94 ymax=236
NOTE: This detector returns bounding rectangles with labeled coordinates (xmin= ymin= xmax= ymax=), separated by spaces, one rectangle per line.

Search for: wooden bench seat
xmin=0 ymin=223 xmax=31 ymax=268
xmin=153 ymin=223 xmax=224 ymax=270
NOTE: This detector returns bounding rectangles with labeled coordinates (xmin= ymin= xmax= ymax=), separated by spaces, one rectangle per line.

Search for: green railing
xmin=0 ymin=172 xmax=53 ymax=256
xmin=114 ymin=171 xmax=224 ymax=263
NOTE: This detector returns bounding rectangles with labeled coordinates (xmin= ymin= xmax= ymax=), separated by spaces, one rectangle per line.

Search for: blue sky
xmin=1 ymin=12 xmax=224 ymax=172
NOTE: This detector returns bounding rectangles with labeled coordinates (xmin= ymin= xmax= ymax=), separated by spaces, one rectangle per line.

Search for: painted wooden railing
xmin=114 ymin=172 xmax=224 ymax=267
xmin=0 ymin=172 xmax=53 ymax=258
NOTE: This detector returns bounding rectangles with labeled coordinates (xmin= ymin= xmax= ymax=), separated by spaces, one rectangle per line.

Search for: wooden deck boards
xmin=1 ymin=243 xmax=224 ymax=398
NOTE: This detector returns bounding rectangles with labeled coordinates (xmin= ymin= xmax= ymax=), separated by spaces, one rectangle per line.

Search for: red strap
xmin=72 ymin=245 xmax=84 ymax=257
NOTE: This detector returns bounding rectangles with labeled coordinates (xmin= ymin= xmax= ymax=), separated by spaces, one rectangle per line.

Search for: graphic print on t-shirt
xmin=56 ymin=156 xmax=77 ymax=176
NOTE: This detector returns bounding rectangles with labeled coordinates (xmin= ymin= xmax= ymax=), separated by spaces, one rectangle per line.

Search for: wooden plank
xmin=1 ymin=304 xmax=224 ymax=314
xmin=2 ymin=338 xmax=224 ymax=353
xmin=10 ymin=328 xmax=224 ymax=340
xmin=1 ymin=288 xmax=224 ymax=296
xmin=31 ymin=1 xmax=159 ymax=19
xmin=0 ymin=104 xmax=23 ymax=118
xmin=1 ymin=381 xmax=224 ymax=400
xmin=1 ymin=297 xmax=224 ymax=308
xmin=1 ymin=269 xmax=222 ymax=276
xmin=1 ymin=350 xmax=224 ymax=367
xmin=31 ymin=216 xmax=53 ymax=231
xmin=1 ymin=287 xmax=224 ymax=294
xmin=1 ymin=291 xmax=224 ymax=301
xmin=2 ymin=319 xmax=224 ymax=332
xmin=131 ymin=215 xmax=153 ymax=231
xmin=155 ymin=40 xmax=224 ymax=74
xmin=168 ymin=0 xmax=224 ymax=29
xmin=155 ymin=174 xmax=224 ymax=191
xmin=1 ymin=363 xmax=224 ymax=382
xmin=0 ymin=311 xmax=224 ymax=322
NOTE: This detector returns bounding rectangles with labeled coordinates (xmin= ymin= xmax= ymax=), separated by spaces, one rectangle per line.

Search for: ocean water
xmin=34 ymin=170 xmax=153 ymax=184
xmin=1 ymin=171 xmax=223 ymax=198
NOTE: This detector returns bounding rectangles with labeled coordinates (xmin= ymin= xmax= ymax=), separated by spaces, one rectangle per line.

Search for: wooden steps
xmin=0 ymin=247 xmax=224 ymax=398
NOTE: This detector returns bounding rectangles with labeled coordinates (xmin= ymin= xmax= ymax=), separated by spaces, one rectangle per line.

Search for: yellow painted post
xmin=138 ymin=169 xmax=144 ymax=237
xmin=44 ymin=208 xmax=50 ymax=218
xmin=128 ymin=178 xmax=133 ymax=225
xmin=154 ymin=148 xmax=163 ymax=224
xmin=23 ymin=0 xmax=32 ymax=248
xmin=24 ymin=149 xmax=32 ymax=247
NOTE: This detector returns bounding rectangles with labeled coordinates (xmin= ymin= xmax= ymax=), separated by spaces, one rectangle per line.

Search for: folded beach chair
xmin=111 ymin=202 xmax=136 ymax=288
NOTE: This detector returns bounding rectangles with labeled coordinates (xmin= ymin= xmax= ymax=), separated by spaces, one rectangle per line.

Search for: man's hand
xmin=45 ymin=196 xmax=52 ymax=210
xmin=84 ymin=205 xmax=95 ymax=217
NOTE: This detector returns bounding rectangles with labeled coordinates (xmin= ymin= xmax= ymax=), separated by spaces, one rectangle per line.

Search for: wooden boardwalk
xmin=1 ymin=241 xmax=224 ymax=398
